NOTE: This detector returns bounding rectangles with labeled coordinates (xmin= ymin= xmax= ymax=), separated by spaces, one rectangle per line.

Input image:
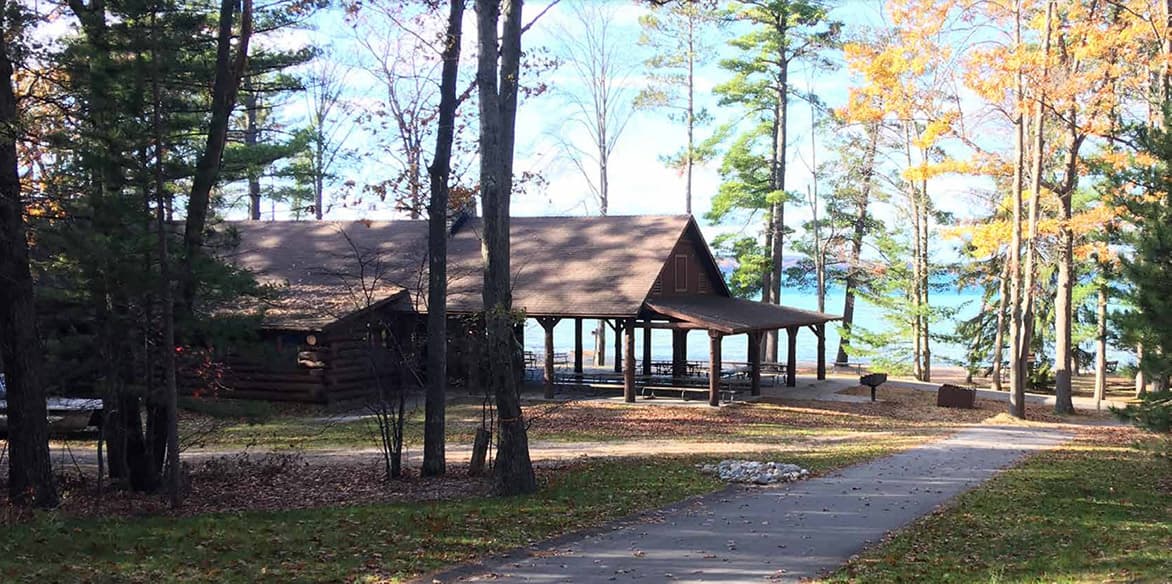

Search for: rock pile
xmin=698 ymin=460 xmax=810 ymax=485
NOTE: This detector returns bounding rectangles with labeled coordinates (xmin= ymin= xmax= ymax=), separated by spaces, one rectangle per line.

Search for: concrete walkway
xmin=434 ymin=425 xmax=1071 ymax=583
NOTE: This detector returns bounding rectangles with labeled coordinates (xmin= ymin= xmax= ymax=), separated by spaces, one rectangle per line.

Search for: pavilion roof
xmin=644 ymin=295 xmax=840 ymax=335
xmin=221 ymin=214 xmax=694 ymax=325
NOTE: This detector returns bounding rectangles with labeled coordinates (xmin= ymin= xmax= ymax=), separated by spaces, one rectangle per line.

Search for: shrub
xmin=1112 ymin=390 xmax=1172 ymax=433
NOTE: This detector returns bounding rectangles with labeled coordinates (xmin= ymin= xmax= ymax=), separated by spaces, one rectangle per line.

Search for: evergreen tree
xmin=1120 ymin=115 xmax=1172 ymax=388
xmin=709 ymin=0 xmax=839 ymax=363
xmin=635 ymin=0 xmax=722 ymax=213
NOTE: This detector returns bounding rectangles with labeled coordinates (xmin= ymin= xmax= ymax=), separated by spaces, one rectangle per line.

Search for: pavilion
xmin=225 ymin=214 xmax=840 ymax=406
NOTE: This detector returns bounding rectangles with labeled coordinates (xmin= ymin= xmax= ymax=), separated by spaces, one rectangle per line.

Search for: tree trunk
xmin=150 ymin=7 xmax=181 ymax=506
xmin=762 ymin=205 xmax=775 ymax=361
xmin=918 ymin=167 xmax=931 ymax=382
xmin=181 ymin=0 xmax=252 ymax=316
xmin=1135 ymin=343 xmax=1147 ymax=398
xmin=764 ymin=12 xmax=790 ymax=365
xmin=243 ymin=78 xmax=261 ymax=220
xmin=991 ymin=259 xmax=1010 ymax=391
xmin=477 ymin=0 xmax=536 ymax=496
xmin=905 ymin=123 xmax=923 ymax=381
xmin=836 ymin=123 xmax=876 ymax=366
xmin=0 ymin=38 xmax=58 ymax=508
xmin=1053 ymin=203 xmax=1075 ymax=414
xmin=1093 ymin=284 xmax=1107 ymax=407
xmin=1007 ymin=0 xmax=1025 ymax=415
xmin=422 ymin=0 xmax=465 ymax=478
xmin=684 ymin=11 xmax=695 ymax=214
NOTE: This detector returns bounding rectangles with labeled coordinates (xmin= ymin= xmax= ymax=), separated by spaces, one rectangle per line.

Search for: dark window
xmin=674 ymin=254 xmax=688 ymax=292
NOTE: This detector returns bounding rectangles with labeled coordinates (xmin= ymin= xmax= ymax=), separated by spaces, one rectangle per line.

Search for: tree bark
xmin=150 ymin=6 xmax=181 ymax=506
xmin=477 ymin=0 xmax=536 ymax=496
xmin=991 ymin=259 xmax=1010 ymax=391
xmin=764 ymin=7 xmax=791 ymax=365
xmin=593 ymin=321 xmax=606 ymax=367
xmin=917 ymin=152 xmax=931 ymax=382
xmin=421 ymin=0 xmax=464 ymax=479
xmin=905 ymin=122 xmax=924 ymax=381
xmin=836 ymin=123 xmax=877 ymax=366
xmin=243 ymin=78 xmax=260 ymax=220
xmin=0 ymin=33 xmax=58 ymax=508
xmin=1017 ymin=0 xmax=1053 ymax=417
xmin=1093 ymin=284 xmax=1107 ymax=407
xmin=1135 ymin=343 xmax=1147 ymax=398
xmin=1007 ymin=0 xmax=1025 ymax=414
xmin=685 ymin=10 xmax=695 ymax=214
xmin=181 ymin=0 xmax=252 ymax=315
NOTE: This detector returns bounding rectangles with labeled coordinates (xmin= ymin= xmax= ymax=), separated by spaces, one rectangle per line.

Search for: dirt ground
xmin=0 ymin=376 xmax=1128 ymax=523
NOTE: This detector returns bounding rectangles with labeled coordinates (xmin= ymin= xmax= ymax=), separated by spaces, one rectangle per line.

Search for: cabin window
xmin=674 ymin=254 xmax=688 ymax=292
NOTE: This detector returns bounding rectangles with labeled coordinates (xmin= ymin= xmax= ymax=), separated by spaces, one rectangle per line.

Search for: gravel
xmin=698 ymin=459 xmax=810 ymax=484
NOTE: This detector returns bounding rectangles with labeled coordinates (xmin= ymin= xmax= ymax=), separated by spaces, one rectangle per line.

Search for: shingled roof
xmin=221 ymin=215 xmax=694 ymax=325
xmin=644 ymin=295 xmax=840 ymax=335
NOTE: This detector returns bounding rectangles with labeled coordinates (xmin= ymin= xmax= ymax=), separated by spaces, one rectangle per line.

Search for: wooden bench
xmin=640 ymin=384 xmax=739 ymax=404
xmin=860 ymin=372 xmax=887 ymax=402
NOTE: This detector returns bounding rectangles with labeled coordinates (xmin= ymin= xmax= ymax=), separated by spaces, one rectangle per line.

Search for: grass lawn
xmin=827 ymin=428 xmax=1172 ymax=583
xmin=0 ymin=440 xmax=910 ymax=583
xmin=178 ymin=389 xmax=976 ymax=452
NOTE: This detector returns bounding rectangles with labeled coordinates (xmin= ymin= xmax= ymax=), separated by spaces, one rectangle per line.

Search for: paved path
xmin=435 ymin=425 xmax=1071 ymax=584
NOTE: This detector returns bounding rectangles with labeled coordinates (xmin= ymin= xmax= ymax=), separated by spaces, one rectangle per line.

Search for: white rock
xmin=697 ymin=459 xmax=810 ymax=484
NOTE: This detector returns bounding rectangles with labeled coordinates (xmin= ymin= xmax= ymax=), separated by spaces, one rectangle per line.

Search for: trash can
xmin=937 ymin=384 xmax=976 ymax=409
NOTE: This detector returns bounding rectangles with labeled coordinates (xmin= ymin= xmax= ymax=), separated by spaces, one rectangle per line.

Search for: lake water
xmin=521 ymin=286 xmax=1136 ymax=368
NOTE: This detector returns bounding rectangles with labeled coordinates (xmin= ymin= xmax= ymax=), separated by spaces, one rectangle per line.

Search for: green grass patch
xmin=1 ymin=439 xmax=913 ymax=583
xmin=828 ymin=433 xmax=1172 ymax=583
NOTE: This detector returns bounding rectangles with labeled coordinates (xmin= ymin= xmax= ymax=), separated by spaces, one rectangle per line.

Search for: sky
xmin=244 ymin=0 xmax=1000 ymax=263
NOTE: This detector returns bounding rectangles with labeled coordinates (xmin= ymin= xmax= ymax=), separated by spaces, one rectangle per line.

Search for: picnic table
xmin=0 ymin=375 xmax=102 ymax=434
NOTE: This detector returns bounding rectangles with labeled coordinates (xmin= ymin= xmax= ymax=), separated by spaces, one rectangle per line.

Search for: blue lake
xmin=521 ymin=286 xmax=1136 ymax=368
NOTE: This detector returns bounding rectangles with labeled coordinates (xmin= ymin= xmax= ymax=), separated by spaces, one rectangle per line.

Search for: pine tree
xmin=710 ymin=0 xmax=839 ymax=363
xmin=635 ymin=0 xmax=721 ymax=214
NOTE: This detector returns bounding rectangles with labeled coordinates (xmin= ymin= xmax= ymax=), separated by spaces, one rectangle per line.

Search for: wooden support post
xmin=623 ymin=319 xmax=636 ymax=402
xmin=537 ymin=317 xmax=560 ymax=399
xmin=612 ymin=319 xmax=623 ymax=373
xmin=642 ymin=321 xmax=652 ymax=376
xmin=786 ymin=326 xmax=798 ymax=388
xmin=748 ymin=331 xmax=762 ymax=396
xmin=815 ymin=323 xmax=826 ymax=380
xmin=574 ymin=318 xmax=583 ymax=381
xmin=672 ymin=329 xmax=688 ymax=379
xmin=708 ymin=330 xmax=722 ymax=406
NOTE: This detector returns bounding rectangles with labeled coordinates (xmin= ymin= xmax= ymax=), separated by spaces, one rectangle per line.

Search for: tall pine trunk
xmin=764 ymin=7 xmax=790 ymax=364
xmin=181 ymin=0 xmax=252 ymax=316
xmin=684 ymin=12 xmax=695 ymax=214
xmin=477 ymin=0 xmax=536 ymax=496
xmin=904 ymin=122 xmax=924 ymax=380
xmin=422 ymin=0 xmax=464 ymax=478
xmin=150 ymin=7 xmax=181 ymax=506
xmin=243 ymin=78 xmax=260 ymax=220
xmin=991 ymin=259 xmax=1010 ymax=391
xmin=1093 ymin=284 xmax=1108 ymax=406
xmin=918 ymin=157 xmax=931 ymax=381
xmin=0 ymin=34 xmax=58 ymax=508
xmin=1053 ymin=105 xmax=1083 ymax=414
xmin=836 ymin=123 xmax=877 ymax=366
xmin=1017 ymin=0 xmax=1053 ymax=418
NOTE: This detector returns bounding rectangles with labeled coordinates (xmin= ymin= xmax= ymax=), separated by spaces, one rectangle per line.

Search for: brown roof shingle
xmin=644 ymin=295 xmax=840 ymax=335
xmin=222 ymin=215 xmax=693 ymax=324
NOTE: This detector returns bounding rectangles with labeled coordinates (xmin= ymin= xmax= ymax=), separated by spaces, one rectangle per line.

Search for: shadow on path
xmin=428 ymin=425 xmax=1071 ymax=584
